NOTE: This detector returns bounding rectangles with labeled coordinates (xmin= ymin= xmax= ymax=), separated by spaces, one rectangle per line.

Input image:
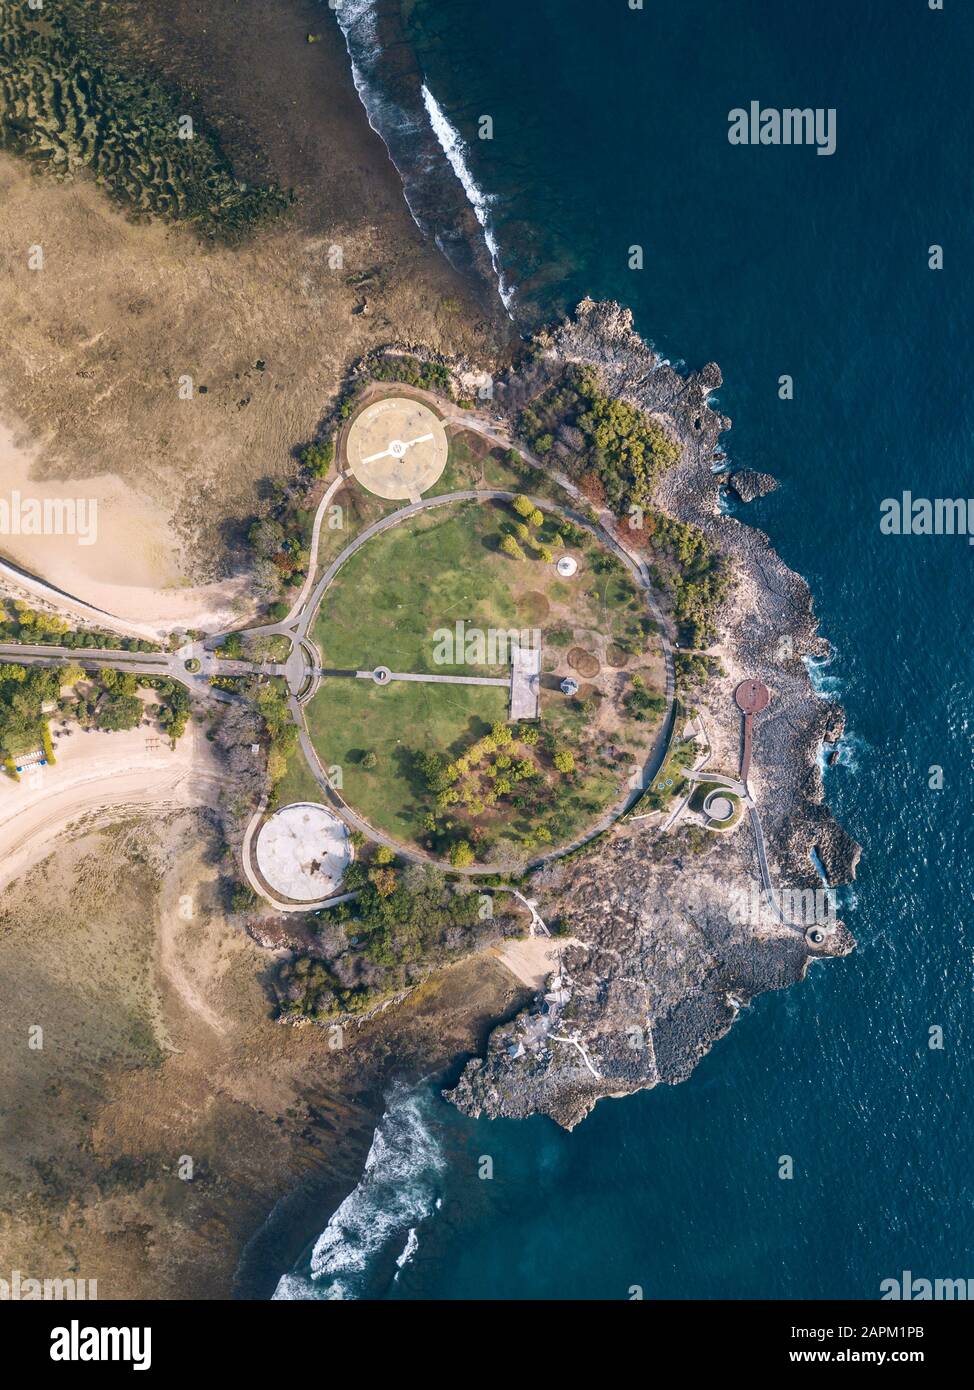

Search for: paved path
xmin=0 ymin=396 xmax=682 ymax=897
xmin=0 ymin=641 xmax=277 ymax=706
xmin=274 ymin=482 xmax=678 ymax=875
xmin=354 ymin=669 xmax=510 ymax=687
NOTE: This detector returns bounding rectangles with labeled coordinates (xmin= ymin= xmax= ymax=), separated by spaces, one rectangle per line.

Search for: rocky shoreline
xmin=445 ymin=299 xmax=860 ymax=1130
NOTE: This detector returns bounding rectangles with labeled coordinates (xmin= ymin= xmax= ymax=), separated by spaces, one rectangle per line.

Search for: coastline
xmin=0 ymin=0 xmax=510 ymax=616
xmin=0 ymin=0 xmax=860 ymax=1297
xmin=446 ymin=301 xmax=860 ymax=1129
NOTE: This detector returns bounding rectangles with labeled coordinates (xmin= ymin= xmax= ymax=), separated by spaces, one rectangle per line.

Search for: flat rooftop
xmin=255 ymin=802 xmax=351 ymax=902
xmin=510 ymin=643 xmax=542 ymax=722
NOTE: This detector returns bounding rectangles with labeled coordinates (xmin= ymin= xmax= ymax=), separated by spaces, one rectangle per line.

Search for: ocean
xmin=273 ymin=0 xmax=974 ymax=1299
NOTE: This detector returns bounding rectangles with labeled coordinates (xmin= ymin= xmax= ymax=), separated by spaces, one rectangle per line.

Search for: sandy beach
xmin=0 ymin=0 xmax=507 ymax=622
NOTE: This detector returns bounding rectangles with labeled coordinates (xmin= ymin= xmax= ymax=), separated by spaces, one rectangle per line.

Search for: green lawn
xmin=313 ymin=502 xmax=528 ymax=675
xmin=304 ymin=677 xmax=507 ymax=843
xmin=306 ymin=497 xmax=659 ymax=853
xmin=273 ymin=739 xmax=323 ymax=809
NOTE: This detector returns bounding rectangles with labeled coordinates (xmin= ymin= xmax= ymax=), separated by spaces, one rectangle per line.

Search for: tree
xmin=512 ymin=494 xmax=534 ymax=518
xmin=500 ymin=535 xmax=525 ymax=561
xmin=449 ymin=840 xmax=475 ymax=868
xmin=554 ymin=749 xmax=575 ymax=774
xmin=368 ymin=867 xmax=397 ymax=898
xmin=300 ymin=439 xmax=335 ymax=477
xmin=96 ymin=693 xmax=143 ymax=732
xmin=373 ymin=845 xmax=394 ymax=865
xmin=362 ymin=750 xmax=378 ymax=770
xmin=249 ymin=518 xmax=286 ymax=559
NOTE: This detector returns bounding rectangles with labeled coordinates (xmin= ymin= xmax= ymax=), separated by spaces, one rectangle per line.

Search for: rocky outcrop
xmin=446 ymin=299 xmax=859 ymax=1130
xmin=727 ymin=469 xmax=778 ymax=503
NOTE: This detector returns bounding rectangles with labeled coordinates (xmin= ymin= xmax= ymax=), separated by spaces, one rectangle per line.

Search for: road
xmin=1 ymin=393 xmax=682 ymax=890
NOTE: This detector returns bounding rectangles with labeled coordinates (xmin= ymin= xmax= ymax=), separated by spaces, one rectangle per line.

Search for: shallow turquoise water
xmin=279 ymin=0 xmax=974 ymax=1300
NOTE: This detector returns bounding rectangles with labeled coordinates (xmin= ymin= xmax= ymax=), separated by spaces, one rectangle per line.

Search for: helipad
xmin=345 ymin=396 xmax=449 ymax=500
xmin=255 ymin=802 xmax=352 ymax=902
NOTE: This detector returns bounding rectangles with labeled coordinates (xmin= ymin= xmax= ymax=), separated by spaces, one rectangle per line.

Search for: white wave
xmin=421 ymin=83 xmax=516 ymax=313
xmin=332 ymin=0 xmax=430 ymax=235
xmin=819 ymin=730 xmax=869 ymax=775
xmin=273 ymin=1272 xmax=348 ymax=1302
xmin=331 ymin=1 xmax=514 ymax=314
xmin=395 ymin=1227 xmax=420 ymax=1273
xmin=272 ymin=1084 xmax=444 ymax=1300
xmin=804 ymin=652 xmax=844 ymax=698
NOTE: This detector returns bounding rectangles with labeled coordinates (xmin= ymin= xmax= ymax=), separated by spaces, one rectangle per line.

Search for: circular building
xmin=703 ymin=789 xmax=735 ymax=823
xmin=735 ymin=678 xmax=771 ymax=714
xmin=556 ymin=554 xmax=578 ymax=577
xmin=345 ymin=397 xmax=448 ymax=499
xmin=256 ymin=803 xmax=352 ymax=902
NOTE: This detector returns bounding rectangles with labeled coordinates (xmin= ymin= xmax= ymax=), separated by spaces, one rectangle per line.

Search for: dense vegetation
xmin=517 ymin=368 xmax=730 ymax=646
xmin=0 ymin=1 xmax=289 ymax=240
xmin=0 ymin=663 xmax=60 ymax=762
xmin=0 ymin=602 xmax=159 ymax=651
xmin=248 ymin=678 xmax=298 ymax=796
xmin=518 ymin=365 xmax=681 ymax=514
xmin=242 ymin=438 xmax=337 ymax=613
xmin=276 ymin=862 xmax=515 ymax=1020
xmin=638 ymin=512 xmax=731 ymax=648
xmin=363 ymin=355 xmax=454 ymax=400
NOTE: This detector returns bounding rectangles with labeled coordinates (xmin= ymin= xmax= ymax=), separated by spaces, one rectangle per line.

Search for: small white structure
xmin=256 ymin=802 xmax=352 ymax=902
xmin=560 ymin=676 xmax=579 ymax=696
xmin=556 ymin=554 xmax=578 ymax=578
xmin=510 ymin=643 xmax=542 ymax=721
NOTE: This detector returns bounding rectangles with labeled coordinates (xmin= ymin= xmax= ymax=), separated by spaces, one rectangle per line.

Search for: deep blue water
xmin=280 ymin=0 xmax=974 ymax=1299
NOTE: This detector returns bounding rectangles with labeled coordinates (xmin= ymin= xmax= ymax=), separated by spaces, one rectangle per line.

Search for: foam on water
xmin=272 ymin=1084 xmax=444 ymax=1301
xmin=420 ymin=84 xmax=515 ymax=313
xmin=804 ymin=652 xmax=845 ymax=699
xmin=331 ymin=0 xmax=513 ymax=314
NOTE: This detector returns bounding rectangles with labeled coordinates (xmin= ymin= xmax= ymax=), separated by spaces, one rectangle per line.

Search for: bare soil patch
xmin=568 ymin=646 xmax=601 ymax=678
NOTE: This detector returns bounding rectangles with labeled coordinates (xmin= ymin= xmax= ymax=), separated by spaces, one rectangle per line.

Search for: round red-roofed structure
xmin=735 ymin=678 xmax=771 ymax=714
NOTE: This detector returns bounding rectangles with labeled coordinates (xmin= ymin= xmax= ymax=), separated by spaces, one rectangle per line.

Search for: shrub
xmin=300 ymin=439 xmax=335 ymax=477
xmin=500 ymin=535 xmax=526 ymax=561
